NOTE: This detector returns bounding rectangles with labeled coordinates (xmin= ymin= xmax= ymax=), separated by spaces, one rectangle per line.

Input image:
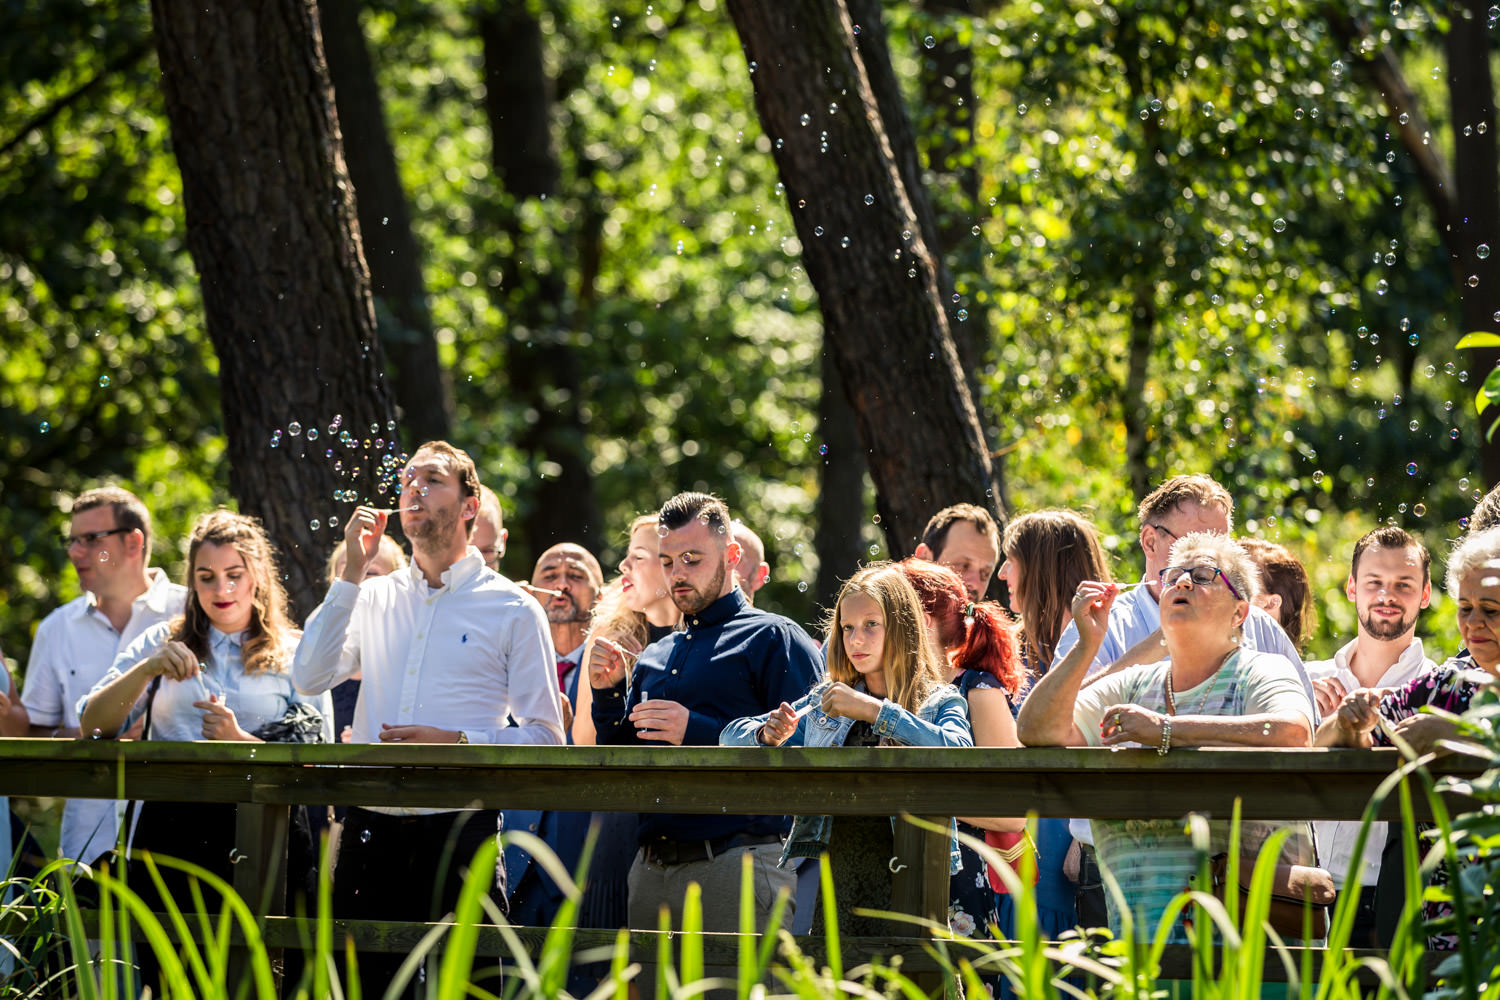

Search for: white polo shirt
xmin=23 ymin=569 xmax=186 ymax=865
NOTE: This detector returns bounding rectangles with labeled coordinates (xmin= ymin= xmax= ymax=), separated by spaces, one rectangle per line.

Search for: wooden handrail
xmin=0 ymin=740 xmax=1476 ymax=820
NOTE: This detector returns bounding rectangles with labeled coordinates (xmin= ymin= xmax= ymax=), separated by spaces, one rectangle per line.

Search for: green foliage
xmin=1 ymin=0 xmax=1494 ymax=676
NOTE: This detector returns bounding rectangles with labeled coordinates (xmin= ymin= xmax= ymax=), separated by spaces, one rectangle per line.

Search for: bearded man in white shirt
xmin=295 ymin=440 xmax=564 ymax=997
xmin=1308 ymin=526 xmax=1434 ymax=947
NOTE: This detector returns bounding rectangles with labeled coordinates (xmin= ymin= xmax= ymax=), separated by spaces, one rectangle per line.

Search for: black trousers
xmin=333 ymin=807 xmax=507 ymax=999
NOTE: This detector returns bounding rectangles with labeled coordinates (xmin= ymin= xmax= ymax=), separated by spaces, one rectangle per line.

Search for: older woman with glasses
xmin=1017 ymin=532 xmax=1316 ymax=940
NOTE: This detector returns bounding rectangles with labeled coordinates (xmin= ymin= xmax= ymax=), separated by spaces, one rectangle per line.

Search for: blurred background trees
xmin=3 ymin=0 xmax=1496 ymax=671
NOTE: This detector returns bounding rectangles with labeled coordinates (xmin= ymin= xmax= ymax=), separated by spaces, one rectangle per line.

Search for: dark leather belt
xmin=642 ymin=832 xmax=782 ymax=866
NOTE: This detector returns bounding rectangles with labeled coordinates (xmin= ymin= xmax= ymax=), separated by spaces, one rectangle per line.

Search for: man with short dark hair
xmin=1308 ymin=526 xmax=1434 ymax=947
xmin=590 ymin=492 xmax=821 ymax=985
xmin=295 ymin=441 xmax=564 ymax=997
xmin=914 ymin=502 xmax=1002 ymax=602
xmin=23 ymin=486 xmax=186 ymax=867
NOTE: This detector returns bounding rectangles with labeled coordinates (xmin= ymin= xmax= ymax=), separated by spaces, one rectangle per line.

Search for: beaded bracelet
xmin=1158 ymin=717 xmax=1172 ymax=756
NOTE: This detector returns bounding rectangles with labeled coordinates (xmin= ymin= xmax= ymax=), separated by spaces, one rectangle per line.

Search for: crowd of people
xmin=5 ymin=441 xmax=1499 ymax=996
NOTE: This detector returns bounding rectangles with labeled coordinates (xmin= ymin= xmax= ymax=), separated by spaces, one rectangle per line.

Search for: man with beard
xmin=1308 ymin=526 xmax=1434 ymax=947
xmin=590 ymin=492 xmax=821 ymax=986
xmin=295 ymin=440 xmax=564 ymax=997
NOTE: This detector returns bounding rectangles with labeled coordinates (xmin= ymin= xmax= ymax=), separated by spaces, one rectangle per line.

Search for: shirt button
xmin=416 ymin=633 xmax=424 ymax=639
xmin=671 ymin=670 xmax=678 ymax=675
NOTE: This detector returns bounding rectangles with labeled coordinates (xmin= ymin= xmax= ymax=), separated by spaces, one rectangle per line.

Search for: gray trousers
xmin=627 ymin=842 xmax=795 ymax=998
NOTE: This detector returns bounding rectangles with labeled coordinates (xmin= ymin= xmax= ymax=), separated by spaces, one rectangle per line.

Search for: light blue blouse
xmin=81 ymin=622 xmax=331 ymax=743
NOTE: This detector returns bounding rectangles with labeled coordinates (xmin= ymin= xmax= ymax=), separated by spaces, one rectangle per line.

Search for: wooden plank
xmin=0 ymin=741 xmax=1474 ymax=821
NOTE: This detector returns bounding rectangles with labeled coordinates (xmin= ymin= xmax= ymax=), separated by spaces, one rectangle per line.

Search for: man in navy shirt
xmin=590 ymin=492 xmax=821 ymax=967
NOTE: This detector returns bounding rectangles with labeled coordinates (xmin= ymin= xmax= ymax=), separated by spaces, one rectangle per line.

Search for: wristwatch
xmin=455 ymin=730 xmax=469 ymax=745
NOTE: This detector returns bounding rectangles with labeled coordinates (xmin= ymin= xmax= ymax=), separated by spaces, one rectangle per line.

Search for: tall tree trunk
xmin=1446 ymin=0 xmax=1500 ymax=484
xmin=478 ymin=3 xmax=603 ymax=566
xmin=150 ymin=0 xmax=398 ymax=618
xmin=815 ymin=346 xmax=870 ymax=611
xmin=1330 ymin=3 xmax=1500 ymax=485
xmin=726 ymin=0 xmax=1004 ymax=556
xmin=319 ymin=0 xmax=453 ymax=446
xmin=1118 ymin=21 xmax=1163 ymax=501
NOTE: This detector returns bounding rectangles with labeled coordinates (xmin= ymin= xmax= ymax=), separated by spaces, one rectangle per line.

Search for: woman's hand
xmin=587 ymin=636 xmax=632 ymax=689
xmin=1071 ymin=582 xmax=1119 ymax=650
xmin=1390 ymin=713 xmax=1459 ymax=756
xmin=195 ymin=695 xmax=256 ymax=741
xmin=143 ymin=640 xmax=200 ymax=682
xmin=821 ymin=682 xmax=881 ymax=723
xmin=1099 ymin=703 xmax=1166 ymax=747
xmin=758 ymin=702 xmax=799 ymax=746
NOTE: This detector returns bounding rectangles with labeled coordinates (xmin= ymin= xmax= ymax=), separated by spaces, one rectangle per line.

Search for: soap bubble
xmin=98 ymin=375 xmax=110 ymax=388
xmin=1406 ymin=462 xmax=1418 ymax=476
xmin=288 ymin=422 xmax=302 ymax=436
xmin=309 ymin=519 xmax=321 ymax=531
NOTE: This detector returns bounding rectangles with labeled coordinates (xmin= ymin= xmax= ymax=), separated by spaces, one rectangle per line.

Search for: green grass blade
xmin=817 ymin=853 xmax=841 ymax=982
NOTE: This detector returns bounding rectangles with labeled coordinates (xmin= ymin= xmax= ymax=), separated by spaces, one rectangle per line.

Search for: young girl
xmin=899 ymin=558 xmax=1024 ymax=939
xmin=721 ymin=562 xmax=972 ymax=936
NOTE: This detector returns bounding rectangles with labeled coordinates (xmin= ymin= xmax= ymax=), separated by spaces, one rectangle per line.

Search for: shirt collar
xmin=81 ymin=568 xmax=174 ymax=618
xmin=1332 ymin=635 xmax=1431 ymax=683
xmin=684 ymin=587 xmax=747 ymax=630
xmin=404 ymin=548 xmax=485 ymax=591
xmin=560 ymin=642 xmax=587 ymax=664
xmin=209 ymin=627 xmax=245 ymax=655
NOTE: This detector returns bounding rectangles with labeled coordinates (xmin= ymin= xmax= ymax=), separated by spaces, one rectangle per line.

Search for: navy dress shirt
xmin=591 ymin=588 xmax=823 ymax=843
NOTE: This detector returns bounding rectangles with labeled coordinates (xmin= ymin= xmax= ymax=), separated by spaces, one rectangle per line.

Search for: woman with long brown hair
xmin=81 ymin=510 xmax=328 ymax=913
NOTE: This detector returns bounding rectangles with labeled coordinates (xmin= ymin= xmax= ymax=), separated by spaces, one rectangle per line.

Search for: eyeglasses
xmin=62 ymin=527 xmax=131 ymax=551
xmin=1149 ymin=523 xmax=1180 ymax=542
xmin=1158 ymin=564 xmax=1243 ymax=600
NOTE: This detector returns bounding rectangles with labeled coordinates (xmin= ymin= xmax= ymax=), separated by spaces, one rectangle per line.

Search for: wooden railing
xmin=0 ymin=739 xmax=1482 ymax=981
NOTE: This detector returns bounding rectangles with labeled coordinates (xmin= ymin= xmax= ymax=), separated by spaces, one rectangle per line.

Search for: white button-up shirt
xmin=22 ymin=568 xmax=185 ymax=865
xmin=293 ymin=548 xmax=565 ymax=751
xmin=1307 ymin=637 xmax=1436 ymax=887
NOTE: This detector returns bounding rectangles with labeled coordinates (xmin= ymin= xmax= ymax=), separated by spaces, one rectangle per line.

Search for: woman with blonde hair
xmin=723 ymin=562 xmax=972 ymax=935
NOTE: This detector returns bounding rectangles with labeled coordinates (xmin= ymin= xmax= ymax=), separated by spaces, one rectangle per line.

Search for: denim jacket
xmin=720 ymin=680 xmax=973 ymax=872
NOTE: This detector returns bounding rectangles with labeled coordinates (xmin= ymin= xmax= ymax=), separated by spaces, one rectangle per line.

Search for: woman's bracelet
xmin=1158 ymin=717 xmax=1172 ymax=756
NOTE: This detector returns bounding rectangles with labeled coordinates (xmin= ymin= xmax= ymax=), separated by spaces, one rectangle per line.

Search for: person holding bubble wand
xmin=721 ymin=562 xmax=972 ymax=936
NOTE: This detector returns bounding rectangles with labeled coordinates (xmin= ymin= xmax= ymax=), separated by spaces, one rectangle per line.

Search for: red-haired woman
xmin=900 ymin=558 xmax=1025 ymax=942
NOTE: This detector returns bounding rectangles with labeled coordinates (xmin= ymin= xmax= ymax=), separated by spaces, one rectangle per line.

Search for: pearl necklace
xmin=1165 ymin=648 xmax=1238 ymax=716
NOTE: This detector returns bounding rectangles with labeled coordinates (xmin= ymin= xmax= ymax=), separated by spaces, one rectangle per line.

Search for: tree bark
xmin=1445 ymin=0 xmax=1500 ymax=484
xmin=149 ymin=0 xmax=398 ymax=618
xmin=319 ymin=0 xmax=453 ymax=446
xmin=726 ymin=0 xmax=1004 ymax=556
xmin=478 ymin=2 xmax=604 ymax=565
xmin=815 ymin=346 xmax=871 ymax=610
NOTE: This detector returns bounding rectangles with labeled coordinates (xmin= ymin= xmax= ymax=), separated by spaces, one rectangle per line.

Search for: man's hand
xmin=820 ymin=682 xmax=881 ymax=724
xmin=758 ymin=702 xmax=800 ymax=746
xmin=0 ymin=684 xmax=27 ymax=738
xmin=342 ymin=506 xmax=390 ymax=584
xmin=379 ymin=723 xmax=463 ymax=743
xmin=559 ymin=691 xmax=574 ymax=733
xmin=194 ymin=695 xmax=255 ymax=741
xmin=587 ymin=637 xmax=631 ymax=689
xmin=1312 ymin=676 xmax=1347 ymax=718
xmin=629 ymin=699 xmax=689 ymax=744
xmin=142 ymin=641 xmax=201 ymax=682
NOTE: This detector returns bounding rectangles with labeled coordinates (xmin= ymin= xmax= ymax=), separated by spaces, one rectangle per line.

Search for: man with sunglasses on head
xmin=23 ymin=486 xmax=186 ymax=868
